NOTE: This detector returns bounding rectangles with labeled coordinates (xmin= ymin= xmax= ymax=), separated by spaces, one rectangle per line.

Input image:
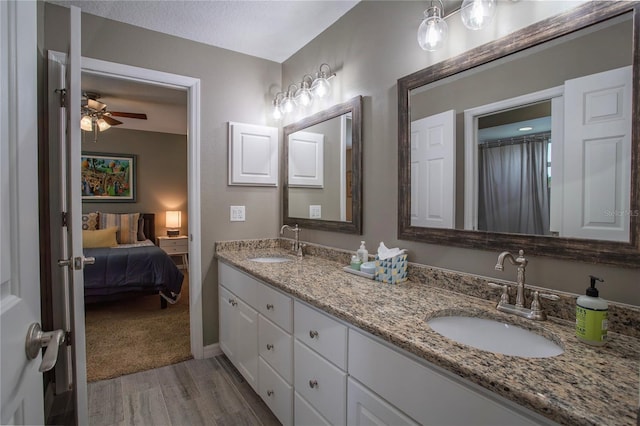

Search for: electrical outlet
xmin=309 ymin=205 xmax=321 ymax=219
xmin=230 ymin=205 xmax=245 ymax=222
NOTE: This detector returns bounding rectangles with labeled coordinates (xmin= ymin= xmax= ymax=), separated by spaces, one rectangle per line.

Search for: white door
xmin=0 ymin=1 xmax=45 ymax=424
xmin=410 ymin=110 xmax=456 ymax=228
xmin=563 ymin=66 xmax=632 ymax=242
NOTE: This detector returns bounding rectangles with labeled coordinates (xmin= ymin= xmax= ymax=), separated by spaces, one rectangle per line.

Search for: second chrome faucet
xmin=492 ymin=249 xmax=558 ymax=321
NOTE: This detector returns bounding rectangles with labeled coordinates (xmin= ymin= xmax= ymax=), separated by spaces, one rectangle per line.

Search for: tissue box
xmin=375 ymin=253 xmax=408 ymax=284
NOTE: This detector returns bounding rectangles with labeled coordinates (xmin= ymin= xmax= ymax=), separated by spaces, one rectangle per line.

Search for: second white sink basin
xmin=249 ymin=256 xmax=293 ymax=263
xmin=427 ymin=316 xmax=563 ymax=358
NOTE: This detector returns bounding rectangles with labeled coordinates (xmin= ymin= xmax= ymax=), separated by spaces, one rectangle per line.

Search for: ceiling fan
xmin=81 ymin=92 xmax=148 ymax=141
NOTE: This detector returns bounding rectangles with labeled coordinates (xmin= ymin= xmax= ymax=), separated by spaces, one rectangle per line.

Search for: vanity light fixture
xmin=417 ymin=0 xmax=497 ymax=51
xmin=460 ymin=0 xmax=496 ymax=31
xmin=417 ymin=0 xmax=448 ymax=51
xmin=271 ymin=63 xmax=336 ymax=120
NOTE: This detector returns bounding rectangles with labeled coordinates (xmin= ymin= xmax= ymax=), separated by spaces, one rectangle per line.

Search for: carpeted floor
xmin=84 ymin=272 xmax=191 ymax=382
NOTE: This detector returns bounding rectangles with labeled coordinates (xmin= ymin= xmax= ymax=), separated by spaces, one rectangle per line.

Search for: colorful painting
xmin=81 ymin=153 xmax=136 ymax=202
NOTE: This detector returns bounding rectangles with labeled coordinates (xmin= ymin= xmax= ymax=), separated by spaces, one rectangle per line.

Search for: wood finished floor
xmin=88 ymin=355 xmax=281 ymax=426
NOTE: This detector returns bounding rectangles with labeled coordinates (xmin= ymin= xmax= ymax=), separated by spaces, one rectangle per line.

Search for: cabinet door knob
xmin=266 ymin=343 xmax=274 ymax=351
xmin=309 ymin=330 xmax=319 ymax=339
xmin=267 ymin=390 xmax=274 ymax=397
xmin=266 ymin=303 xmax=274 ymax=311
xmin=309 ymin=379 xmax=318 ymax=389
xmin=228 ymin=298 xmax=237 ymax=307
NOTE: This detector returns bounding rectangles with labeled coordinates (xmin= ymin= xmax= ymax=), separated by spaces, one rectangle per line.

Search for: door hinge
xmin=61 ymin=211 xmax=68 ymax=228
xmin=65 ymin=331 xmax=72 ymax=345
xmin=55 ymin=88 xmax=67 ymax=108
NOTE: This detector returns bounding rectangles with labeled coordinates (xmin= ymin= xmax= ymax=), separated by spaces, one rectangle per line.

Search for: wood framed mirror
xmin=398 ymin=2 xmax=639 ymax=267
xmin=283 ymin=95 xmax=362 ymax=234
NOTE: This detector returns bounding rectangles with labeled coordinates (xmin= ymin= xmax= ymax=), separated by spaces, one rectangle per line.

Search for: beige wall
xmin=43 ymin=3 xmax=282 ymax=345
xmin=80 ymin=128 xmax=188 ymax=238
xmin=283 ymin=0 xmax=640 ymax=306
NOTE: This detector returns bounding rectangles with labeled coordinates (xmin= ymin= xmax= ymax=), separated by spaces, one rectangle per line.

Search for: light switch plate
xmin=230 ymin=205 xmax=246 ymax=222
xmin=309 ymin=205 xmax=321 ymax=219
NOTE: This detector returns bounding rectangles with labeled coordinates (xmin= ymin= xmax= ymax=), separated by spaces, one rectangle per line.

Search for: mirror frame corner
xmin=283 ymin=95 xmax=363 ymax=234
xmin=397 ymin=1 xmax=640 ymax=267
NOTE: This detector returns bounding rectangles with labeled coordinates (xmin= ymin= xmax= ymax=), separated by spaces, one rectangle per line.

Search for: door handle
xmin=57 ymin=256 xmax=95 ymax=270
xmin=25 ymin=323 xmax=66 ymax=372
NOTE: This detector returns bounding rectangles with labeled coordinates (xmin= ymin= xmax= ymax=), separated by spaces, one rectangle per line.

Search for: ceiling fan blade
xmin=109 ymin=111 xmax=148 ymax=120
xmin=87 ymin=98 xmax=107 ymax=112
xmin=101 ymin=115 xmax=123 ymax=126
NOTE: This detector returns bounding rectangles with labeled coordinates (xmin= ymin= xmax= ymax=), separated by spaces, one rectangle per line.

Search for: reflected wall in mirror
xmin=398 ymin=2 xmax=639 ymax=266
xmin=283 ymin=95 xmax=362 ymax=234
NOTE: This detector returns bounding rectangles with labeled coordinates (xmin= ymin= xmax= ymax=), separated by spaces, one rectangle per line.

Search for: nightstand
xmin=157 ymin=235 xmax=189 ymax=273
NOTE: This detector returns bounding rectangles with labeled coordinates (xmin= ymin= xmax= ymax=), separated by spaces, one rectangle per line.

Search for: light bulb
xmin=272 ymin=103 xmax=283 ymax=120
xmin=281 ymin=95 xmax=295 ymax=114
xmin=417 ymin=8 xmax=448 ymax=51
xmin=80 ymin=115 xmax=93 ymax=131
xmin=461 ymin=0 xmax=496 ymax=31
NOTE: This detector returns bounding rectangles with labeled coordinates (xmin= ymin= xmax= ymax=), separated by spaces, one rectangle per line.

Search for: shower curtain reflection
xmin=478 ymin=134 xmax=551 ymax=235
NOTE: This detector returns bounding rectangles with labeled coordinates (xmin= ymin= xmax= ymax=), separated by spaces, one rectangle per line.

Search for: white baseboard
xmin=203 ymin=343 xmax=222 ymax=358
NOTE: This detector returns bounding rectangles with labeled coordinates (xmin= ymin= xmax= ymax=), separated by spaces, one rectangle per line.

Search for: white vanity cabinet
xmin=293 ymin=301 xmax=348 ymax=426
xmin=218 ymin=262 xmax=293 ymax=425
xmin=348 ymin=329 xmax=555 ymax=426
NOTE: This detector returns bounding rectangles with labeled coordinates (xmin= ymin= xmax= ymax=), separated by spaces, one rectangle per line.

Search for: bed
xmin=82 ymin=213 xmax=184 ymax=309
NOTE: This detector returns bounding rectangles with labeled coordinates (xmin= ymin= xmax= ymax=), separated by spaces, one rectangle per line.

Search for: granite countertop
xmin=215 ymin=244 xmax=640 ymax=426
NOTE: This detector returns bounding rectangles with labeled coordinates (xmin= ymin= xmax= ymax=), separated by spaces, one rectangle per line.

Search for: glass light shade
xmin=272 ymin=102 xmax=283 ymax=120
xmin=295 ymin=85 xmax=313 ymax=107
xmin=281 ymin=94 xmax=296 ymax=113
xmin=417 ymin=8 xmax=448 ymax=51
xmin=165 ymin=210 xmax=181 ymax=229
xmin=80 ymin=115 xmax=93 ymax=131
xmin=96 ymin=118 xmax=111 ymax=131
xmin=460 ymin=0 xmax=496 ymax=31
xmin=311 ymin=76 xmax=330 ymax=98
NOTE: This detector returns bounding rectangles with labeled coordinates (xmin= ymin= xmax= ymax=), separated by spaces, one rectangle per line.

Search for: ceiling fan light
xmin=460 ymin=0 xmax=496 ymax=31
xmin=80 ymin=115 xmax=93 ymax=131
xmin=96 ymin=118 xmax=111 ymax=132
xmin=417 ymin=6 xmax=448 ymax=51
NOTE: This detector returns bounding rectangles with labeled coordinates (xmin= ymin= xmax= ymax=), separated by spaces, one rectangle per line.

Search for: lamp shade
xmin=166 ymin=210 xmax=182 ymax=229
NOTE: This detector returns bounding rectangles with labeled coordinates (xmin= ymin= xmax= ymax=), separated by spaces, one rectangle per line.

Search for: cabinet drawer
xmin=259 ymin=358 xmax=293 ymax=426
xmin=158 ymin=237 xmax=188 ymax=248
xmin=218 ymin=262 xmax=257 ymax=307
xmin=294 ymin=301 xmax=347 ymax=369
xmin=162 ymin=245 xmax=187 ymax=254
xmin=294 ymin=392 xmax=331 ymax=426
xmin=347 ymin=377 xmax=419 ymax=426
xmin=348 ymin=329 xmax=548 ymax=426
xmin=258 ymin=315 xmax=293 ymax=383
xmin=294 ymin=340 xmax=346 ymax=426
xmin=257 ymin=283 xmax=292 ymax=332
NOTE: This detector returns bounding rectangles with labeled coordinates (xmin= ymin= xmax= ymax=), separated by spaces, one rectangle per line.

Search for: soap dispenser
xmin=357 ymin=241 xmax=368 ymax=264
xmin=575 ymin=275 xmax=608 ymax=346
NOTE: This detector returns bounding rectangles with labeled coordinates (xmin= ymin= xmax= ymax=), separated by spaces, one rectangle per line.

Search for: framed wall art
xmin=81 ymin=152 xmax=136 ymax=202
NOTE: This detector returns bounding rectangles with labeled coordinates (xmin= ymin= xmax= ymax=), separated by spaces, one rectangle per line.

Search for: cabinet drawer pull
xmin=266 ymin=303 xmax=274 ymax=310
xmin=309 ymin=330 xmax=319 ymax=339
xmin=266 ymin=343 xmax=274 ymax=351
xmin=309 ymin=379 xmax=318 ymax=389
xmin=228 ymin=298 xmax=237 ymax=307
xmin=267 ymin=390 xmax=274 ymax=397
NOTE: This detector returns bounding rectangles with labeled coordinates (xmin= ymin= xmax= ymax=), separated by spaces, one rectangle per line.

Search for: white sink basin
xmin=427 ymin=316 xmax=563 ymax=358
xmin=249 ymin=256 xmax=293 ymax=263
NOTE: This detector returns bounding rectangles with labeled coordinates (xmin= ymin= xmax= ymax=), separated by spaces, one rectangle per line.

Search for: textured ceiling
xmin=48 ymin=0 xmax=360 ymax=63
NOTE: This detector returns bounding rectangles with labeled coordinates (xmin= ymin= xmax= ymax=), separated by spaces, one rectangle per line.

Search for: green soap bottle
xmin=575 ymin=275 xmax=608 ymax=346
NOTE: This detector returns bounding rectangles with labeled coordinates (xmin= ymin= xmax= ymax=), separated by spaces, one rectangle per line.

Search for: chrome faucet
xmin=491 ymin=250 xmax=558 ymax=321
xmin=280 ymin=224 xmax=303 ymax=257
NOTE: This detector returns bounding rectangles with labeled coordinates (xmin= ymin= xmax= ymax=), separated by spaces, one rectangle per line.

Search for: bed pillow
xmin=99 ymin=212 xmax=140 ymax=244
xmin=81 ymin=212 xmax=100 ymax=230
xmin=82 ymin=227 xmax=118 ymax=248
